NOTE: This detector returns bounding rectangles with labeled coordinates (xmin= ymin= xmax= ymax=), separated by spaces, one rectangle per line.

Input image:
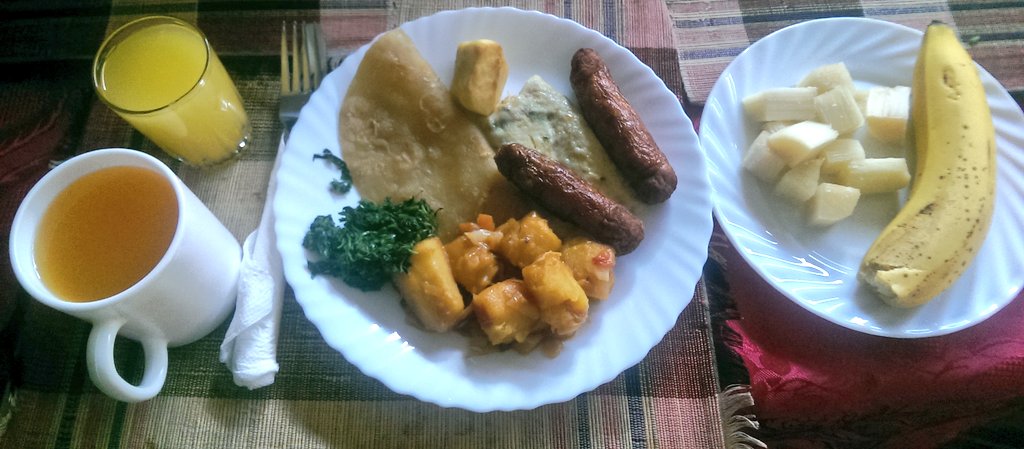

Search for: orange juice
xmin=94 ymin=17 xmax=250 ymax=165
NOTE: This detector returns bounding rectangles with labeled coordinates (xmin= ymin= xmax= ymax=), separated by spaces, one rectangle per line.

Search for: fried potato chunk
xmin=522 ymin=251 xmax=589 ymax=336
xmin=451 ymin=39 xmax=509 ymax=115
xmin=472 ymin=279 xmax=542 ymax=345
xmin=494 ymin=212 xmax=562 ymax=268
xmin=561 ymin=238 xmax=616 ymax=300
xmin=445 ymin=232 xmax=500 ymax=295
xmin=393 ymin=237 xmax=467 ymax=332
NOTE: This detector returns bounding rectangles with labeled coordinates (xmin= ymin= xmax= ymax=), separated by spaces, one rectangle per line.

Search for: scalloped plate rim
xmin=273 ymin=7 xmax=712 ymax=411
xmin=701 ymin=17 xmax=1024 ymax=338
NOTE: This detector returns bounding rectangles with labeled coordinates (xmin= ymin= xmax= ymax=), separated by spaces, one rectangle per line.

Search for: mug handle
xmin=86 ymin=318 xmax=168 ymax=402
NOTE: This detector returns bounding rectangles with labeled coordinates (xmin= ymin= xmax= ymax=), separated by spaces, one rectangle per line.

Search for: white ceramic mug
xmin=8 ymin=148 xmax=240 ymax=402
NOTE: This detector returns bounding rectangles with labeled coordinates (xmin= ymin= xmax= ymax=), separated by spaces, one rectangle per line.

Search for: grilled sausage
xmin=570 ymin=48 xmax=677 ymax=204
xmin=494 ymin=143 xmax=644 ymax=255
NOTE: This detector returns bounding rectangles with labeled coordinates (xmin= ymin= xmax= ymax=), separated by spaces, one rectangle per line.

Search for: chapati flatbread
xmin=339 ymin=29 xmax=524 ymax=239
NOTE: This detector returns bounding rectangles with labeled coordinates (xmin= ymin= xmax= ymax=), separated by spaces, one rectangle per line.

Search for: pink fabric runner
xmin=713 ymin=227 xmax=1024 ymax=447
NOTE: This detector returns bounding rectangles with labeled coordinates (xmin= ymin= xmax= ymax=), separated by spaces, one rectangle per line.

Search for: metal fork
xmin=222 ymin=22 xmax=328 ymax=374
xmin=279 ymin=21 xmax=327 ymax=130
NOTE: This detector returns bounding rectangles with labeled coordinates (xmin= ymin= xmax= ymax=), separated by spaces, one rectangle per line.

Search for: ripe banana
xmin=859 ymin=22 xmax=996 ymax=308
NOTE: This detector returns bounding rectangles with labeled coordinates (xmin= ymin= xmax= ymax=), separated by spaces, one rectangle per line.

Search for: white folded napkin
xmin=219 ymin=139 xmax=286 ymax=389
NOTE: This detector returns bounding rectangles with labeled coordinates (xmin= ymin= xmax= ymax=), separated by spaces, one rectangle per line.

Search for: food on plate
xmin=570 ymin=48 xmax=677 ymax=204
xmin=319 ymin=32 xmax=674 ymax=353
xmin=806 ymin=183 xmax=861 ymax=227
xmin=445 ymin=229 xmax=503 ymax=295
xmin=312 ymin=149 xmax=352 ymax=194
xmin=300 ymin=195 xmax=619 ymax=353
xmin=494 ymin=143 xmax=644 ymax=254
xmin=834 ymin=158 xmax=911 ymax=194
xmin=451 ymin=39 xmax=509 ymax=115
xmin=473 ymin=279 xmax=542 ymax=345
xmin=773 ymin=157 xmax=824 ymax=203
xmin=741 ymin=130 xmax=787 ymax=183
xmin=741 ymin=61 xmax=912 ymax=227
xmin=767 ymin=120 xmax=839 ymax=166
xmin=560 ymin=238 xmax=615 ymax=300
xmin=494 ymin=211 xmax=563 ymax=268
xmin=820 ymin=138 xmax=866 ymax=176
xmin=797 ymin=62 xmax=854 ymax=93
xmin=741 ymin=87 xmax=818 ymax=122
xmin=459 ymin=211 xmax=616 ymax=352
xmin=338 ymin=29 xmax=516 ymax=239
xmin=522 ymin=251 xmax=589 ymax=336
xmin=864 ymin=86 xmax=911 ymax=144
xmin=339 ymin=38 xmax=668 ymax=246
xmin=859 ymin=22 xmax=996 ymax=308
xmin=393 ymin=237 xmax=469 ymax=332
xmin=372 ymin=210 xmax=617 ymax=354
xmin=488 ymin=75 xmax=642 ymax=211
xmin=814 ymin=85 xmax=864 ymax=134
xmin=303 ymin=198 xmax=437 ymax=291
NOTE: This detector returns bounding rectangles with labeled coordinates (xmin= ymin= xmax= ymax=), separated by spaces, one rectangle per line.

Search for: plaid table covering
xmin=0 ymin=1 xmax=728 ymax=448
xmin=668 ymin=0 xmax=1024 ymax=105
xmin=7 ymin=0 xmax=1021 ymax=447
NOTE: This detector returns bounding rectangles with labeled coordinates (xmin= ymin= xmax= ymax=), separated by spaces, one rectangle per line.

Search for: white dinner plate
xmin=701 ymin=17 xmax=1024 ymax=338
xmin=273 ymin=7 xmax=712 ymax=411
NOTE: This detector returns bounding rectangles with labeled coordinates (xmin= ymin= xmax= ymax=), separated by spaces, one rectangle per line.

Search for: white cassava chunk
xmin=742 ymin=87 xmax=818 ymax=122
xmin=743 ymin=130 xmax=788 ymax=183
xmin=762 ymin=121 xmax=790 ymax=134
xmin=814 ymin=86 xmax=865 ymax=134
xmin=798 ymin=62 xmax=854 ymax=93
xmin=854 ymin=89 xmax=869 ymax=115
xmin=836 ymin=157 xmax=911 ymax=194
xmin=820 ymin=138 xmax=866 ymax=177
xmin=865 ymin=86 xmax=911 ymax=144
xmin=767 ymin=120 xmax=839 ymax=167
xmin=774 ymin=157 xmax=824 ymax=203
xmin=806 ymin=183 xmax=861 ymax=227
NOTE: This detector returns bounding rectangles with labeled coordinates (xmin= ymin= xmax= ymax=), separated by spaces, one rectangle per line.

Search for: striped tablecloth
xmin=0 ymin=1 xmax=728 ymax=448
xmin=5 ymin=1 xmax=1022 ymax=447
xmin=668 ymin=0 xmax=1024 ymax=105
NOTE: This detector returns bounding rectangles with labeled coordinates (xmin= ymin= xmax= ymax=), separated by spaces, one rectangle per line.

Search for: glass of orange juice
xmin=92 ymin=16 xmax=250 ymax=166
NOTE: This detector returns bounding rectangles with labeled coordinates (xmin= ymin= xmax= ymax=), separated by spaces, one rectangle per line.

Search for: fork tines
xmin=280 ymin=21 xmax=326 ymax=95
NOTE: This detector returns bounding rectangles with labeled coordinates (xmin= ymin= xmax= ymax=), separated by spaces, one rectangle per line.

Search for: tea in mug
xmin=35 ymin=166 xmax=178 ymax=302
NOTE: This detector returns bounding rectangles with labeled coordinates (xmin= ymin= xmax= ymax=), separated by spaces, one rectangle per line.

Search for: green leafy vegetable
xmin=313 ymin=149 xmax=352 ymax=194
xmin=303 ymin=198 xmax=437 ymax=291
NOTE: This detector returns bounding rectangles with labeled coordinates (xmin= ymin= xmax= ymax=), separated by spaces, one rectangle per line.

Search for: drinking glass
xmin=92 ymin=16 xmax=251 ymax=166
